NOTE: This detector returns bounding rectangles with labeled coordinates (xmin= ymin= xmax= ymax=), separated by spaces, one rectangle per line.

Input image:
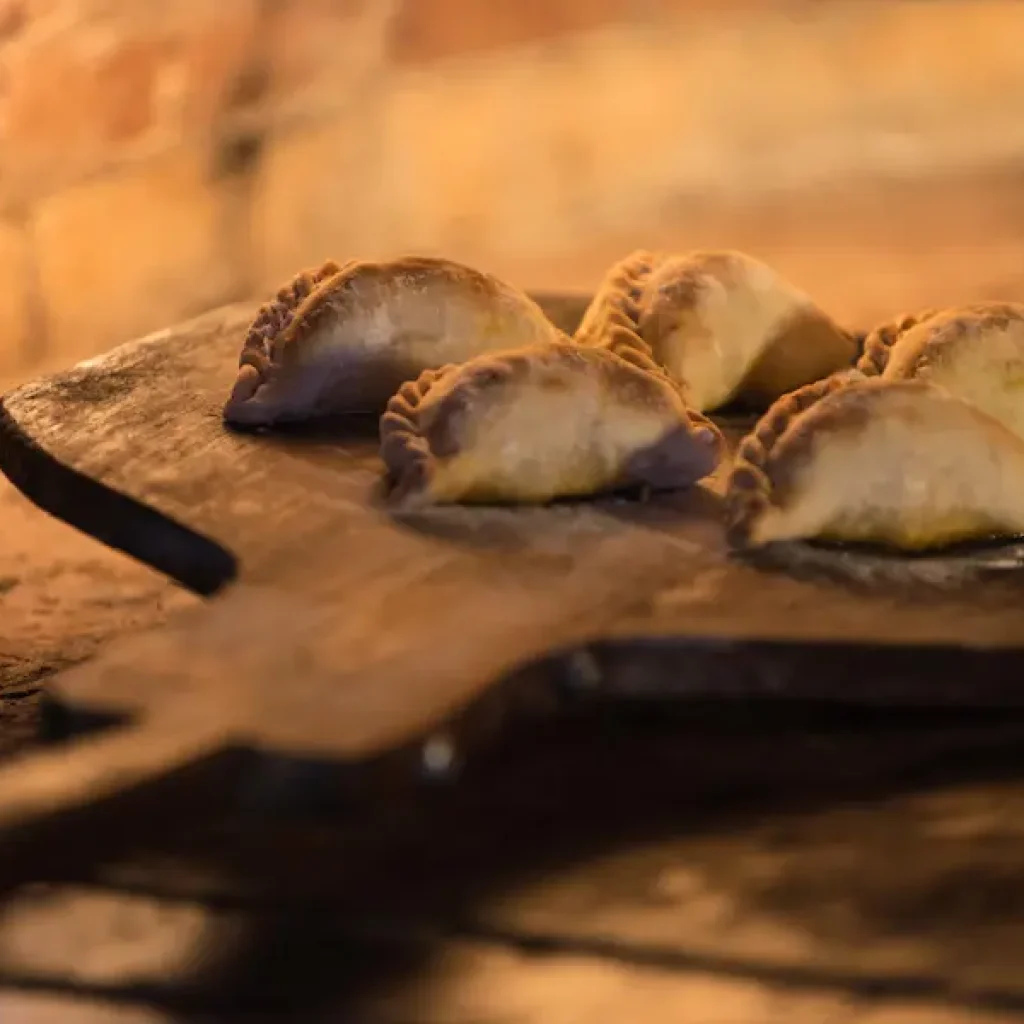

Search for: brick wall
xmin=2 ymin=0 xmax=1024 ymax=371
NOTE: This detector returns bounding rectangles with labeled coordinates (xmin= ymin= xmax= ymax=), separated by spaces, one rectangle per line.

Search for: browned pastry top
xmin=379 ymin=339 xmax=724 ymax=506
xmin=224 ymin=256 xmax=563 ymax=424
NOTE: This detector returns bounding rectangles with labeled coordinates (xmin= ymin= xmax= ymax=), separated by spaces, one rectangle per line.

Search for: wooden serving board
xmin=2 ymin=292 xmax=1024 ymax=876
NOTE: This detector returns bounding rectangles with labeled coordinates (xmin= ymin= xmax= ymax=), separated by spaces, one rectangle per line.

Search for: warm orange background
xmin=2 ymin=0 xmax=1024 ymax=374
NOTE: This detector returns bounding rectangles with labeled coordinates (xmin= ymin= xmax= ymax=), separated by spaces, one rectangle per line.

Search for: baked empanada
xmin=379 ymin=338 xmax=725 ymax=506
xmin=857 ymin=303 xmax=1024 ymax=443
xmin=224 ymin=257 xmax=564 ymax=426
xmin=726 ymin=374 xmax=1024 ymax=551
xmin=577 ymin=249 xmax=856 ymax=413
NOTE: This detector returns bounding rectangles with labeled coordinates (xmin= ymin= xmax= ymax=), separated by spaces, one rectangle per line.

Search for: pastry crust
xmin=726 ymin=375 xmax=1024 ymax=551
xmin=572 ymin=249 xmax=698 ymax=388
xmin=856 ymin=308 xmax=941 ymax=377
xmin=857 ymin=303 xmax=1024 ymax=443
xmin=574 ymin=249 xmax=660 ymax=349
xmin=224 ymin=256 xmax=564 ymax=426
xmin=633 ymin=250 xmax=857 ymax=412
xmin=379 ymin=340 xmax=725 ymax=506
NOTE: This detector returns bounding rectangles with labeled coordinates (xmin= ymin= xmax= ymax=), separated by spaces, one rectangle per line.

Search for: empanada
xmin=579 ymin=249 xmax=856 ymax=413
xmin=857 ymin=303 xmax=1024 ymax=443
xmin=224 ymin=257 xmax=564 ymax=426
xmin=379 ymin=339 xmax=725 ymax=506
xmin=726 ymin=374 xmax=1024 ymax=551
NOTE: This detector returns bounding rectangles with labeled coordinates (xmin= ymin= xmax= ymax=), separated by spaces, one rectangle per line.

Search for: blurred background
xmin=2 ymin=0 xmax=1024 ymax=374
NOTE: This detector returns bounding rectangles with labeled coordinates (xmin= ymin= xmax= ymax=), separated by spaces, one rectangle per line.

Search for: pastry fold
xmin=224 ymin=257 xmax=563 ymax=425
xmin=856 ymin=308 xmax=941 ymax=377
xmin=573 ymin=250 xmax=658 ymax=348
xmin=576 ymin=249 xmax=856 ymax=412
xmin=726 ymin=374 xmax=1024 ymax=551
xmin=857 ymin=303 xmax=1024 ymax=443
xmin=379 ymin=340 xmax=724 ymax=506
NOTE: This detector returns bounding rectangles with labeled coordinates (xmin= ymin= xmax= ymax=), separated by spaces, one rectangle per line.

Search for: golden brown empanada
xmin=379 ymin=338 xmax=725 ymax=506
xmin=726 ymin=374 xmax=1024 ymax=551
xmin=224 ymin=257 xmax=564 ymax=426
xmin=856 ymin=303 xmax=1024 ymax=443
xmin=577 ymin=249 xmax=856 ymax=413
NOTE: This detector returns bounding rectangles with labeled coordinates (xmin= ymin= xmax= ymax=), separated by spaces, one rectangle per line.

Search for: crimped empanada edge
xmin=223 ymin=260 xmax=345 ymax=421
xmin=856 ymin=309 xmax=941 ymax=377
xmin=378 ymin=347 xmax=551 ymax=504
xmin=267 ymin=258 xmax=388 ymax=364
xmin=378 ymin=365 xmax=455 ymax=502
xmin=575 ymin=250 xmax=664 ymax=364
xmin=725 ymin=370 xmax=864 ymax=547
xmin=239 ymin=260 xmax=345 ymax=372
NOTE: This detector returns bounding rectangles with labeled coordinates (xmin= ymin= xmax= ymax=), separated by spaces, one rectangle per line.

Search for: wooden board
xmin=4 ymin=295 xmax=1024 ymax=657
xmin=5 ymin=292 xmax=1024 ymax=729
xmin=4 ymin=292 xmax=1024 ymax=870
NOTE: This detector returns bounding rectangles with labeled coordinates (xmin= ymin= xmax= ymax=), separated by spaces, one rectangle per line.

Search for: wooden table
xmin=3 ymin=295 xmax=1024 ymax=1021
